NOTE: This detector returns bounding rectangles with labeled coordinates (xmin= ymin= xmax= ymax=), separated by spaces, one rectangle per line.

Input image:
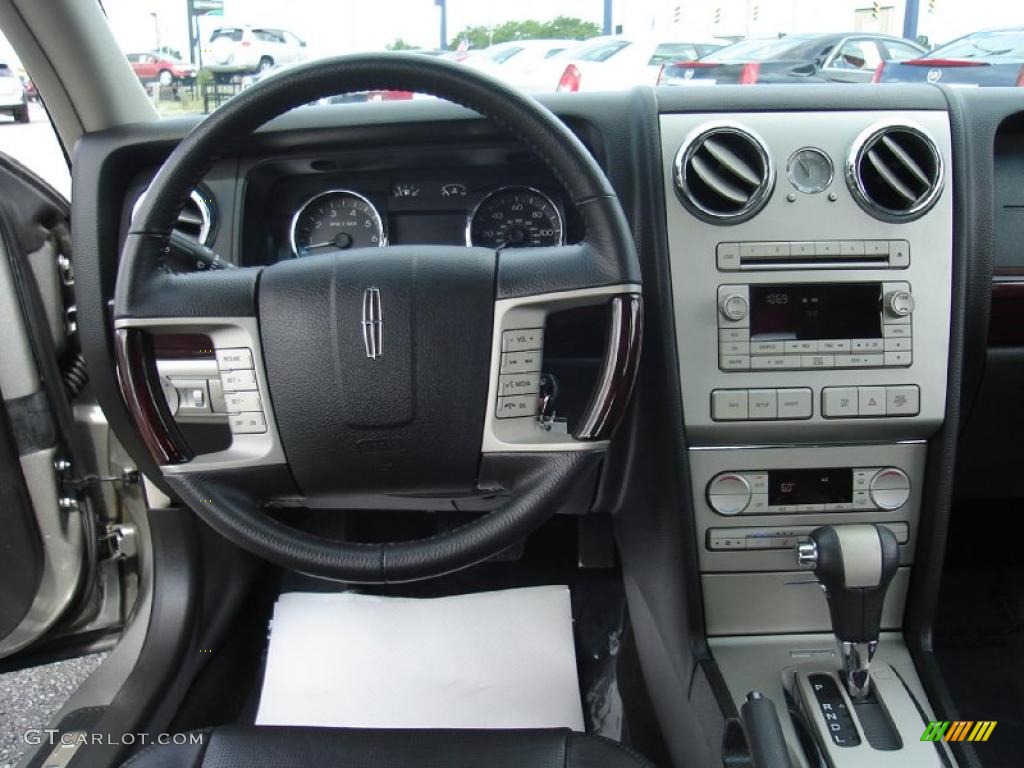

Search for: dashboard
xmin=237 ymin=147 xmax=582 ymax=267
xmin=74 ymin=84 xmax=1018 ymax=768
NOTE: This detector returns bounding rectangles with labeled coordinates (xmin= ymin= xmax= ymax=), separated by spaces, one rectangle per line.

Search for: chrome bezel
xmin=786 ymin=146 xmax=834 ymax=195
xmin=672 ymin=121 xmax=775 ymax=225
xmin=289 ymin=188 xmax=387 ymax=257
xmin=132 ymin=188 xmax=215 ymax=246
xmin=465 ymin=185 xmax=565 ymax=248
xmin=845 ymin=122 xmax=944 ymax=223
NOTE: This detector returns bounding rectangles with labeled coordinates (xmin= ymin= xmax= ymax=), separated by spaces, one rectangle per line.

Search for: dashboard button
xmin=858 ymin=386 xmax=886 ymax=416
xmin=840 ymin=240 xmax=866 ymax=256
xmin=719 ymin=328 xmax=750 ymax=342
xmin=851 ymin=339 xmax=883 ymax=352
xmin=869 ymin=468 xmax=911 ymax=511
xmin=819 ymin=339 xmax=851 ymax=352
xmin=865 ymin=240 xmax=890 ymax=256
xmin=708 ymin=473 xmax=752 ymax=516
xmin=784 ymin=340 xmax=817 ymax=354
xmin=883 ymin=324 xmax=912 ymax=338
xmin=790 ymin=241 xmax=814 ymax=258
xmin=814 ymin=241 xmax=840 ymax=257
xmin=748 ymin=389 xmax=778 ymax=420
xmin=889 ymin=240 xmax=910 ymax=267
xmin=720 ymin=356 xmax=751 ymax=370
xmin=744 ymin=473 xmax=769 ymax=493
xmin=751 ymin=341 xmax=783 ymax=355
xmin=716 ymin=242 xmax=740 ymax=270
xmin=886 ymin=385 xmax=920 ymax=416
xmin=884 ymin=337 xmax=911 ymax=351
xmin=822 ymin=387 xmax=858 ymax=417
xmin=777 ymin=388 xmax=812 ymax=419
xmin=751 ymin=356 xmax=787 ymax=370
xmin=719 ymin=293 xmax=750 ymax=322
xmin=885 ymin=351 xmax=913 ymax=367
xmin=711 ymin=390 xmax=748 ymax=420
xmin=720 ymin=341 xmax=750 ymax=356
xmin=801 ymin=354 xmax=834 ymax=369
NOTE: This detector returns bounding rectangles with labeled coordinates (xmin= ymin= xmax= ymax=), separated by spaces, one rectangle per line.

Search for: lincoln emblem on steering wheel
xmin=361 ymin=286 xmax=383 ymax=359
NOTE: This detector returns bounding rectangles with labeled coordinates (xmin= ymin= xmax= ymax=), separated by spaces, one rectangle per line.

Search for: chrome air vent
xmin=847 ymin=124 xmax=943 ymax=222
xmin=673 ymin=123 xmax=774 ymax=224
xmin=131 ymin=188 xmax=215 ymax=246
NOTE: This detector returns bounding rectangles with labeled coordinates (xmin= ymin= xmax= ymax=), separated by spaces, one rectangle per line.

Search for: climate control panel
xmin=706 ymin=466 xmax=911 ymax=516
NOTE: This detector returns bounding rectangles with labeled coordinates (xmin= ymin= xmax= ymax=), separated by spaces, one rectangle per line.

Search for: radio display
xmin=749 ymin=283 xmax=881 ymax=340
xmin=768 ymin=468 xmax=853 ymax=506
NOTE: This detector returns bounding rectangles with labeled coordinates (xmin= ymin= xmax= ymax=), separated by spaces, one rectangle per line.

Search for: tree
xmin=386 ymin=37 xmax=419 ymax=51
xmin=448 ymin=16 xmax=600 ymax=51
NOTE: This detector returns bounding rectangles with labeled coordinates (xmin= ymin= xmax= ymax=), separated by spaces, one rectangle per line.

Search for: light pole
xmin=436 ymin=0 xmax=447 ymax=50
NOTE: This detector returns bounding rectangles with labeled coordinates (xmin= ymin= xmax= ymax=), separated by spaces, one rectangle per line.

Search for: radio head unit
xmin=718 ymin=281 xmax=913 ymax=372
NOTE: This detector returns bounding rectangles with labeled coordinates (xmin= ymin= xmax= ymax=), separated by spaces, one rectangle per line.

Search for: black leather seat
xmin=122 ymin=726 xmax=654 ymax=768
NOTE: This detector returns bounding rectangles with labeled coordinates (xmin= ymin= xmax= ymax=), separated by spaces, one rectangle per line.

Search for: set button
xmin=821 ymin=385 xmax=919 ymax=418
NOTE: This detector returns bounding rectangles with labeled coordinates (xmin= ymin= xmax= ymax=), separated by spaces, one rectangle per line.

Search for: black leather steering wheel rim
xmin=115 ymin=53 xmax=641 ymax=583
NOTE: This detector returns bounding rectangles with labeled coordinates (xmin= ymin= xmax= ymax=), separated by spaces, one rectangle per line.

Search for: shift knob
xmin=795 ymin=524 xmax=900 ymax=699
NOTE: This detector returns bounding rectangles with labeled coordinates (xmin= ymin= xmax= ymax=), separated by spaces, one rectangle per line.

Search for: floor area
xmin=0 ymin=652 xmax=105 ymax=768
xmin=934 ymin=501 xmax=1024 ymax=768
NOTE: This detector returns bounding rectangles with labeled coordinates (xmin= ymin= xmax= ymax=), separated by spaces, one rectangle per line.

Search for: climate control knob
xmin=719 ymin=293 xmax=749 ymax=322
xmin=707 ymin=473 xmax=752 ymax=516
xmin=883 ymin=290 xmax=915 ymax=318
xmin=868 ymin=467 xmax=911 ymax=511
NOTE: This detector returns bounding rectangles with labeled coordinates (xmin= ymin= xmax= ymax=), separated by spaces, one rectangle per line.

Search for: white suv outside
xmin=0 ymin=62 xmax=28 ymax=123
xmin=204 ymin=26 xmax=307 ymax=77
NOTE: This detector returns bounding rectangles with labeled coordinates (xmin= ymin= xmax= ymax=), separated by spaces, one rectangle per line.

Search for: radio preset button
xmin=865 ymin=240 xmax=890 ymax=256
xmin=790 ymin=241 xmax=814 ymax=258
xmin=822 ymin=387 xmax=859 ymax=417
xmin=840 ymin=241 xmax=866 ymax=256
xmin=711 ymin=390 xmax=748 ymax=420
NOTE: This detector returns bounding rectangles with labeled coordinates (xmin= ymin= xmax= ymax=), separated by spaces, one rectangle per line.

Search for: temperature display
xmin=768 ymin=468 xmax=852 ymax=506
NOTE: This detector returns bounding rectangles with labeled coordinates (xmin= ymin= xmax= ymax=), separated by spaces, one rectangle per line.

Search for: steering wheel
xmin=115 ymin=53 xmax=642 ymax=583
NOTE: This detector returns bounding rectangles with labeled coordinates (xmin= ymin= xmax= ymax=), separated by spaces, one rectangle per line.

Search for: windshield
xmin=932 ymin=29 xmax=1024 ymax=60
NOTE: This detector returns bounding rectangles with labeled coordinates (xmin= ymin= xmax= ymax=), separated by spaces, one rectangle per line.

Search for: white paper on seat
xmin=255 ymin=585 xmax=584 ymax=730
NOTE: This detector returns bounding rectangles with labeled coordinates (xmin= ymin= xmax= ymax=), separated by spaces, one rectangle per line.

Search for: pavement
xmin=0 ymin=102 xmax=71 ymax=199
xmin=0 ymin=652 xmax=106 ymax=768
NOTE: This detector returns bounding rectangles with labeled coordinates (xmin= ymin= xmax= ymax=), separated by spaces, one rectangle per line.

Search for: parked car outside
xmin=659 ymin=33 xmax=925 ymax=86
xmin=126 ymin=52 xmax=198 ymax=86
xmin=0 ymin=61 xmax=29 ymax=122
xmin=873 ymin=27 xmax=1024 ymax=86
xmin=204 ymin=26 xmax=307 ymax=77
xmin=555 ymin=35 xmax=728 ymax=92
xmin=462 ymin=39 xmax=575 ymax=72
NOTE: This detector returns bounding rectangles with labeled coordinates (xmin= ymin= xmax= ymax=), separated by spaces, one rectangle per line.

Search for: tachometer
xmin=467 ymin=186 xmax=564 ymax=249
xmin=290 ymin=189 xmax=386 ymax=256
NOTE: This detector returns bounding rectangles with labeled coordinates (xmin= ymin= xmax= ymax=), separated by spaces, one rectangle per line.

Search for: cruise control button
xmin=229 ymin=411 xmax=266 ymax=434
xmin=224 ymin=391 xmax=261 ymax=413
xmin=220 ymin=369 xmax=257 ymax=392
xmin=216 ymin=347 xmax=253 ymax=371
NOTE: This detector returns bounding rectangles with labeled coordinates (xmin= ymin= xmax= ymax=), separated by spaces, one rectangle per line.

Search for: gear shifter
xmin=795 ymin=524 xmax=900 ymax=700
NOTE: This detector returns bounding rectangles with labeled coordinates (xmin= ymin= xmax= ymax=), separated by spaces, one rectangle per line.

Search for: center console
xmin=661 ymin=109 xmax=954 ymax=766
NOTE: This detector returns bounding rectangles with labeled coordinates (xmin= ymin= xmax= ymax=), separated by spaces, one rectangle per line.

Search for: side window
xmin=831 ymin=40 xmax=882 ymax=70
xmin=649 ymin=44 xmax=699 ymax=65
xmin=885 ymin=41 xmax=924 ymax=61
xmin=0 ymin=50 xmax=71 ymax=197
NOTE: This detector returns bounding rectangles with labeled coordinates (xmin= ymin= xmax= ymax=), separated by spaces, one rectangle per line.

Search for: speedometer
xmin=290 ymin=189 xmax=386 ymax=257
xmin=467 ymin=186 xmax=564 ymax=249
